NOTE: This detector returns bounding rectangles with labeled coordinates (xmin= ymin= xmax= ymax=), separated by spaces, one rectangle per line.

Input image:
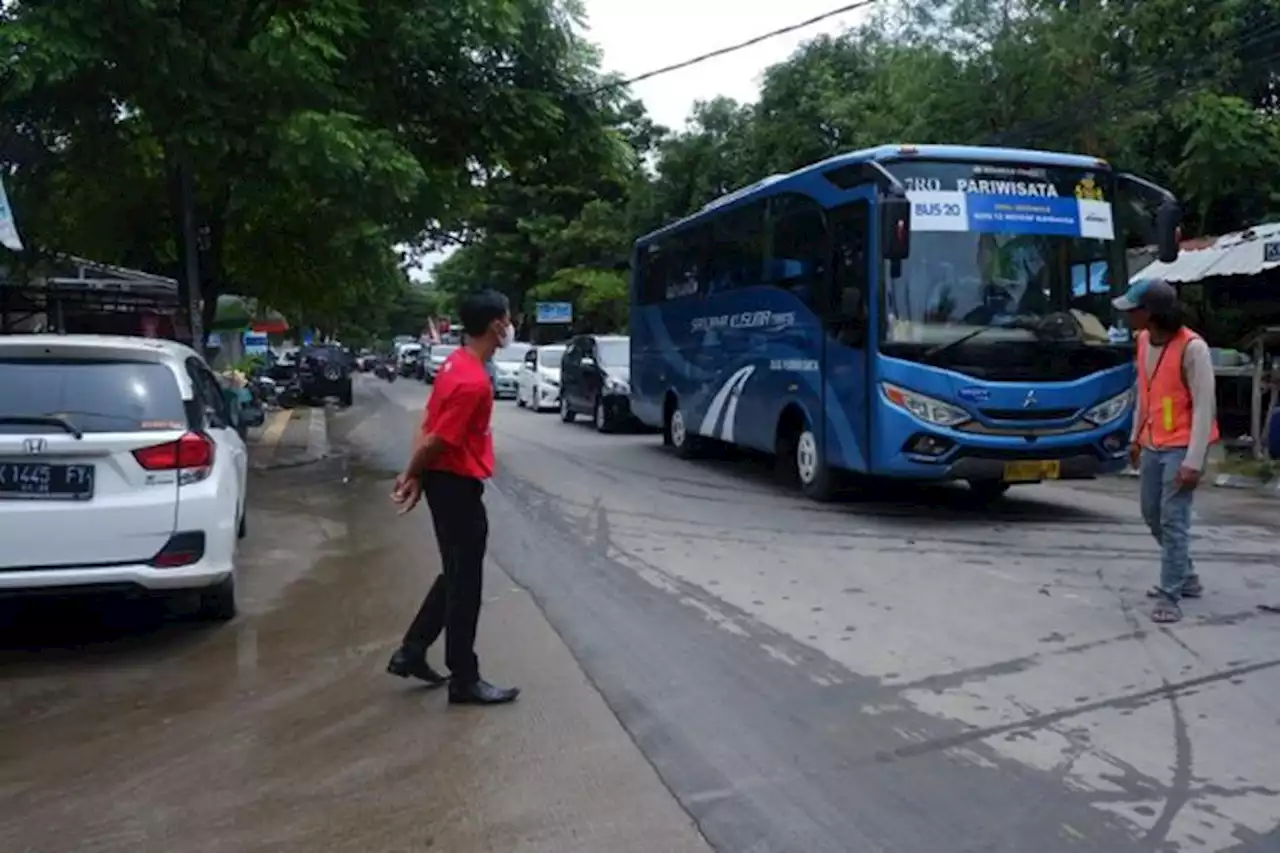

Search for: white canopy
xmin=1132 ymin=222 xmax=1280 ymax=284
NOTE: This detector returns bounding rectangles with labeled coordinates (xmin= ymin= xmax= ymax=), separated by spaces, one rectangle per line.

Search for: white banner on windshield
xmin=907 ymin=190 xmax=1114 ymax=240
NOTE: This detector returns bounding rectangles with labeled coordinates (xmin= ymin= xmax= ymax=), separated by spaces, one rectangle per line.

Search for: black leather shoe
xmin=386 ymin=648 xmax=447 ymax=686
xmin=448 ymin=679 xmax=520 ymax=705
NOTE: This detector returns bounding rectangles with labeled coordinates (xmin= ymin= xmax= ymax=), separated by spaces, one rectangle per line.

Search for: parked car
xmin=516 ymin=343 xmax=566 ymax=412
xmin=425 ymin=343 xmax=459 ymax=383
xmin=0 ymin=334 xmax=260 ymax=620
xmin=491 ymin=343 xmax=530 ymax=400
xmin=559 ymin=334 xmax=633 ymax=432
xmin=297 ymin=344 xmax=354 ymax=406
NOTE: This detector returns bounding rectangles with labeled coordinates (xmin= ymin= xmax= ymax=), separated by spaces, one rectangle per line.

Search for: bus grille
xmin=980 ymin=408 xmax=1078 ymax=422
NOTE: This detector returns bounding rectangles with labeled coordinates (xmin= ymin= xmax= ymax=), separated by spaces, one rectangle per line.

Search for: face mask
xmin=497 ymin=323 xmax=514 ymax=348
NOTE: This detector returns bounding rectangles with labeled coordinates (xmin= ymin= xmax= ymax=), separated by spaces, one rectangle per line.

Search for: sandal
xmin=1146 ymin=579 xmax=1203 ymax=599
xmin=1150 ymin=596 xmax=1183 ymax=624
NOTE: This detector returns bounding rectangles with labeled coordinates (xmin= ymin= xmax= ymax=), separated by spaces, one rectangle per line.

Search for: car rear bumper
xmin=0 ymin=554 xmax=233 ymax=595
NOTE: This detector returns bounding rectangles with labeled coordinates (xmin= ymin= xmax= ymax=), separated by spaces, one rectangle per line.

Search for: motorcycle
xmin=375 ymin=359 xmax=397 ymax=382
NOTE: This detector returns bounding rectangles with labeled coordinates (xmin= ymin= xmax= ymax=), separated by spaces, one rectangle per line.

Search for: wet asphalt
xmin=3 ymin=372 xmax=1279 ymax=853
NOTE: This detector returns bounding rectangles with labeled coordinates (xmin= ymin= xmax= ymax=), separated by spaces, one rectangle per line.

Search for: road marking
xmin=255 ymin=409 xmax=292 ymax=466
xmin=306 ymin=407 xmax=328 ymax=459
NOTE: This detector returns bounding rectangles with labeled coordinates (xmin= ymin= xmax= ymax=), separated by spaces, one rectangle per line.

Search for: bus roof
xmin=639 ymin=143 xmax=1110 ymax=243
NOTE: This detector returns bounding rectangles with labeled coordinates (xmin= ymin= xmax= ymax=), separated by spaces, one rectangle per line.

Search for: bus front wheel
xmin=969 ymin=480 xmax=1011 ymax=503
xmin=778 ymin=419 xmax=836 ymax=502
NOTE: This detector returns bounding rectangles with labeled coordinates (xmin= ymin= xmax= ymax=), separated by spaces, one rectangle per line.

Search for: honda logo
xmin=1022 ymin=390 xmax=1038 ymax=409
xmin=23 ymin=437 xmax=47 ymax=455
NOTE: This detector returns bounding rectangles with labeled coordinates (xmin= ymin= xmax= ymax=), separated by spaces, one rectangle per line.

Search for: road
xmin=3 ymin=372 xmax=1279 ymax=852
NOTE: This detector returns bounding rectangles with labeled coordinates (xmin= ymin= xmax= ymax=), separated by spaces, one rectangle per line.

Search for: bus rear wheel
xmin=667 ymin=403 xmax=702 ymax=459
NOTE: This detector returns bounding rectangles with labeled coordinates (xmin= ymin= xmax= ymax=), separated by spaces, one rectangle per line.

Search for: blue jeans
xmin=1139 ymin=447 xmax=1198 ymax=600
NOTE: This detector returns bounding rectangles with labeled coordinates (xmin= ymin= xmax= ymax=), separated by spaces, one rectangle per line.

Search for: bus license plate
xmin=1002 ymin=460 xmax=1061 ymax=483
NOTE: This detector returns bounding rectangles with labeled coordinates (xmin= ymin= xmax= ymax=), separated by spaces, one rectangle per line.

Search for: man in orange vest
xmin=1113 ymin=278 xmax=1219 ymax=624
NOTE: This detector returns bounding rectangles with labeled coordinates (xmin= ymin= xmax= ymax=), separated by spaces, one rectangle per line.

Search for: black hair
xmin=1146 ymin=302 xmax=1184 ymax=334
xmin=458 ymin=290 xmax=510 ymax=337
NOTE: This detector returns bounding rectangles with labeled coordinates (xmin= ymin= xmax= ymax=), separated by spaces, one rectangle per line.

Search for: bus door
xmin=819 ymin=197 xmax=873 ymax=473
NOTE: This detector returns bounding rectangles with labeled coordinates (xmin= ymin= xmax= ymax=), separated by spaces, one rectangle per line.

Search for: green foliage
xmin=431 ymin=0 xmax=1280 ymax=333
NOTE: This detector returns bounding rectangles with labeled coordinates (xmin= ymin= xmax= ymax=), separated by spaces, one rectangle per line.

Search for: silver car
xmin=491 ymin=343 xmax=530 ymax=399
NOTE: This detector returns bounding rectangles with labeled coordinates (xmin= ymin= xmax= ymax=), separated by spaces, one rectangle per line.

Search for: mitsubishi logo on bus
xmin=23 ymin=437 xmax=47 ymax=455
xmin=1022 ymin=390 xmax=1038 ymax=409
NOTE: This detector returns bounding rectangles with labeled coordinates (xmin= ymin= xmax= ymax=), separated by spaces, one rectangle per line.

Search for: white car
xmin=0 ymin=335 xmax=253 ymax=620
xmin=425 ymin=343 xmax=459 ymax=383
xmin=517 ymin=344 xmax=566 ymax=411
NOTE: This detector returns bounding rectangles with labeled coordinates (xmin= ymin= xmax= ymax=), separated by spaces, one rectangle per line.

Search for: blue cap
xmin=1113 ymin=278 xmax=1177 ymax=312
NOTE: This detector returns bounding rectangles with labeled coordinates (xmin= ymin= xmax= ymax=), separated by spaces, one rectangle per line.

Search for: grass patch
xmin=1215 ymin=455 xmax=1278 ymax=480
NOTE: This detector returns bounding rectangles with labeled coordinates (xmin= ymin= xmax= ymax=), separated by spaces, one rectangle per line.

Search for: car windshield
xmin=596 ymin=339 xmax=629 ymax=367
xmin=885 ymin=161 xmax=1120 ymax=349
xmin=495 ymin=344 xmax=530 ymax=363
xmin=0 ymin=359 xmax=188 ymax=434
xmin=540 ymin=346 xmax=565 ymax=366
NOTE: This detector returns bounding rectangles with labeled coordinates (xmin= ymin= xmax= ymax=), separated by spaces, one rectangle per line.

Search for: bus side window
xmin=768 ymin=194 xmax=828 ymax=308
xmin=830 ymin=201 xmax=869 ymax=345
xmin=638 ymin=243 xmax=671 ymax=305
xmin=709 ymin=202 xmax=766 ymax=293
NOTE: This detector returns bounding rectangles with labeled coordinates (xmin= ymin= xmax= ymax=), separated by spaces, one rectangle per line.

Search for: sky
xmin=406 ymin=0 xmax=874 ymax=282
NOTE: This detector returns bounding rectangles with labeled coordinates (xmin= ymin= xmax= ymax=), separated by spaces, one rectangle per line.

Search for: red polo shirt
xmin=420 ymin=348 xmax=494 ymax=479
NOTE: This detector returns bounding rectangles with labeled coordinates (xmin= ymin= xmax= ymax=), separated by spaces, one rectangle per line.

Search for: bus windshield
xmin=885 ymin=161 xmax=1121 ymax=351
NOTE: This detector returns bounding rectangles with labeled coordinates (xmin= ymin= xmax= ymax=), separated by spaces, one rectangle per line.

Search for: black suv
xmin=558 ymin=334 xmax=632 ymax=432
xmin=297 ymin=344 xmax=354 ymax=406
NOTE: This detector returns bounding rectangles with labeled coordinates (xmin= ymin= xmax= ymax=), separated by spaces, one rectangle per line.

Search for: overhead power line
xmin=588 ymin=0 xmax=882 ymax=96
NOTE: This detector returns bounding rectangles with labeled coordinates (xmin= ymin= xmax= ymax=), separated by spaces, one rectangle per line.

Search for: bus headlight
xmin=1083 ymin=389 xmax=1133 ymax=425
xmin=881 ymin=383 xmax=970 ymax=427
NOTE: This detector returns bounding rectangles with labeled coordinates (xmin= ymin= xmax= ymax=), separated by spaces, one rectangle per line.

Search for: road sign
xmin=536 ymin=302 xmax=572 ymax=324
xmin=243 ymin=331 xmax=269 ymax=355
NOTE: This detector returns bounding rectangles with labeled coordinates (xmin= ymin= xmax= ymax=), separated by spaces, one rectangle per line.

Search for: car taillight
xmin=133 ymin=432 xmax=215 ymax=482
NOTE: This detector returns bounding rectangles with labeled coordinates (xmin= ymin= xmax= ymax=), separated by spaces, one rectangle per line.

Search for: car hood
xmin=494 ymin=362 xmax=521 ymax=376
xmin=606 ymin=366 xmax=630 ymax=382
xmin=539 ymin=367 xmax=561 ymax=383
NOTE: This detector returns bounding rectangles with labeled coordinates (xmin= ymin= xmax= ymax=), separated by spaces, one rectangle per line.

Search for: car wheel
xmin=594 ymin=396 xmax=612 ymax=433
xmin=198 ymin=575 xmax=237 ymax=622
xmin=560 ymin=394 xmax=575 ymax=423
xmin=969 ymin=480 xmax=1011 ymax=503
xmin=516 ymin=392 xmax=526 ymax=408
xmin=668 ymin=402 xmax=702 ymax=458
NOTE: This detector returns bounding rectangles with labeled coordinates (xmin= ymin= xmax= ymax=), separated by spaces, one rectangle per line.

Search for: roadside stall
xmin=1131 ymin=222 xmax=1280 ymax=458
xmin=0 ymin=254 xmax=179 ymax=336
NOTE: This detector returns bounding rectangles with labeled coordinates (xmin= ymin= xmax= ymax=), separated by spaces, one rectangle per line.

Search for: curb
xmin=1114 ymin=467 xmax=1280 ymax=497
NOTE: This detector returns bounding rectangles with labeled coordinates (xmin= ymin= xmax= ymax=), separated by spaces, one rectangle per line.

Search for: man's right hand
xmin=391 ymin=473 xmax=421 ymax=515
xmin=1129 ymin=442 xmax=1141 ymax=470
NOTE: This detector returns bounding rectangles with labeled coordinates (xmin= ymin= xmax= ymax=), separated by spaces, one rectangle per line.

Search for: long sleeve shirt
xmin=1129 ymin=336 xmax=1217 ymax=471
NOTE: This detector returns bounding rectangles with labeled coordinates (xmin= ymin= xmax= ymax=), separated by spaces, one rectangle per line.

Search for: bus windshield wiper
xmin=0 ymin=414 xmax=84 ymax=439
xmin=921 ymin=316 xmax=1049 ymax=363
xmin=922 ymin=326 xmax=998 ymax=362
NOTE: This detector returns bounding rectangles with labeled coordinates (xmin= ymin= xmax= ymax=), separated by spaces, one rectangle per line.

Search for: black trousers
xmin=401 ymin=470 xmax=487 ymax=683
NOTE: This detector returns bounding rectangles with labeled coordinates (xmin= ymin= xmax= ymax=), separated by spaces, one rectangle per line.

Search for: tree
xmin=0 ymin=0 xmax=619 ymax=344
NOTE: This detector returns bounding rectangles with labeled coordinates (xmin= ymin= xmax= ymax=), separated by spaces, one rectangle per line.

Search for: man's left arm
xmin=1181 ymin=338 xmax=1217 ymax=474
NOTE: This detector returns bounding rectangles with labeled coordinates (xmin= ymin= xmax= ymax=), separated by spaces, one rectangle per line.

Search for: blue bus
xmin=628 ymin=144 xmax=1182 ymax=501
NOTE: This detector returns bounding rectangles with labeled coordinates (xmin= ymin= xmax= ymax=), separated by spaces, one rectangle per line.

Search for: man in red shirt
xmin=387 ymin=290 xmax=519 ymax=705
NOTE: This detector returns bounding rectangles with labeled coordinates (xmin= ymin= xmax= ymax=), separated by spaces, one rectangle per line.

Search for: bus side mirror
xmin=882 ymin=194 xmax=911 ymax=261
xmin=1156 ymin=199 xmax=1181 ymax=263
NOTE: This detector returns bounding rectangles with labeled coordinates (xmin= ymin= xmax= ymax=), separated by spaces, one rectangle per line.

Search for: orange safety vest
xmin=1135 ymin=327 xmax=1220 ymax=449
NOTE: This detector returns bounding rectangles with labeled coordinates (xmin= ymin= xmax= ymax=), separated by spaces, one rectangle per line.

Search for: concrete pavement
xmin=0 ymin=428 xmax=710 ymax=852
xmin=356 ymin=373 xmax=1280 ymax=853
